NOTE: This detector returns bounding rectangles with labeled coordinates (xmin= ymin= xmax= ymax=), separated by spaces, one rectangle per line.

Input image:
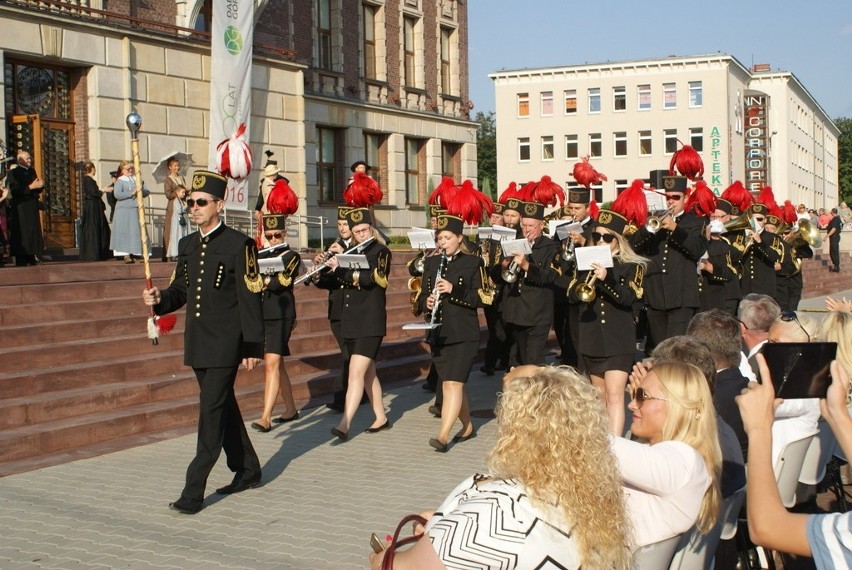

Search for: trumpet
xmin=502 ymin=259 xmax=521 ymax=283
xmin=411 ymin=247 xmax=440 ymax=275
xmin=294 ymin=237 xmax=375 ymax=285
xmin=561 ymin=217 xmax=576 ymax=262
xmin=645 ymin=208 xmax=672 ymax=233
xmin=573 ymin=272 xmax=598 ymax=303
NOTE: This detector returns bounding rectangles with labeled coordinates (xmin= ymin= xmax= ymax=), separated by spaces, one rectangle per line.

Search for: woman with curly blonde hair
xmin=616 ymin=360 xmax=722 ymax=548
xmin=370 ymin=364 xmax=631 ymax=569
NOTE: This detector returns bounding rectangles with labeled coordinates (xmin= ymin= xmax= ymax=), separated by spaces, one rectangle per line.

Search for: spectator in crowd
xmin=737 ymin=293 xmax=781 ymax=380
xmin=109 ymin=160 xmax=150 ymax=263
xmin=826 ymin=208 xmax=843 ymax=273
xmin=7 ymin=150 xmax=44 ymax=266
xmin=808 ymin=209 xmax=820 ymax=228
xmin=796 ymin=203 xmax=810 ymax=221
xmin=838 ymin=201 xmax=852 ymax=225
xmin=162 ymin=156 xmax=188 ymax=262
xmin=78 ymin=161 xmax=112 ymax=261
xmin=817 ymin=208 xmax=832 ymax=230
xmin=0 ymin=167 xmax=9 ymax=265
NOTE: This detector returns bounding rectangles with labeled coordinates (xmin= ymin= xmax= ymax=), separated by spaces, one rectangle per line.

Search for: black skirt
xmin=264 ymin=318 xmax=295 ymax=356
xmin=344 ymin=335 xmax=383 ymax=360
xmin=432 ymin=340 xmax=479 ymax=383
xmin=580 ymin=353 xmax=635 ymax=376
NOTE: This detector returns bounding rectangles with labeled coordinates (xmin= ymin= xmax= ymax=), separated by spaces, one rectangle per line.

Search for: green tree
xmin=837 ymin=117 xmax=852 ymax=205
xmin=475 ymin=111 xmax=497 ymax=198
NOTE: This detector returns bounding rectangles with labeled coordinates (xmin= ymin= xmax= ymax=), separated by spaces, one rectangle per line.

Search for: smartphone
xmin=370 ymin=533 xmax=386 ymax=554
xmin=760 ymin=342 xmax=837 ymax=399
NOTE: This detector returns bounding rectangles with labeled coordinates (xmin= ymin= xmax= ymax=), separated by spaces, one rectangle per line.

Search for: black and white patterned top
xmin=425 ymin=474 xmax=581 ymax=570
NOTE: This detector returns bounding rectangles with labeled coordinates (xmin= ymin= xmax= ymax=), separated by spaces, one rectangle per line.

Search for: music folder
xmin=336 ymin=254 xmax=369 ymax=270
xmin=259 ymin=257 xmax=285 ymax=274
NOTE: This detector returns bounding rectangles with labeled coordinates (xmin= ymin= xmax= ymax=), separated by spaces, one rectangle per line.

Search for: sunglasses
xmin=780 ymin=310 xmax=810 ymax=342
xmin=264 ymin=232 xmax=284 ymax=239
xmin=665 ymin=194 xmax=684 ymax=201
xmin=633 ymin=387 xmax=668 ymax=408
xmin=592 ymin=232 xmax=615 ymax=244
xmin=186 ymin=198 xmax=219 ymax=208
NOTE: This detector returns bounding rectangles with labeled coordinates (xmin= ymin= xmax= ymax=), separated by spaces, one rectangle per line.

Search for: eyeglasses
xmin=592 ymin=232 xmax=615 ymax=244
xmin=780 ymin=310 xmax=810 ymax=342
xmin=264 ymin=232 xmax=284 ymax=239
xmin=633 ymin=387 xmax=668 ymax=408
xmin=352 ymin=227 xmax=372 ymax=235
xmin=186 ymin=198 xmax=219 ymax=208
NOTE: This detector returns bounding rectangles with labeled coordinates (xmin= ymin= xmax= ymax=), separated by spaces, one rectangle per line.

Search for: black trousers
xmin=329 ymin=320 xmax=351 ymax=406
xmin=506 ymin=323 xmax=551 ymax=366
xmin=830 ymin=238 xmax=840 ymax=270
xmin=181 ymin=366 xmax=261 ymax=505
xmin=482 ymin=306 xmax=509 ymax=369
xmin=646 ymin=306 xmax=696 ymax=352
xmin=562 ymin=303 xmax=580 ymax=367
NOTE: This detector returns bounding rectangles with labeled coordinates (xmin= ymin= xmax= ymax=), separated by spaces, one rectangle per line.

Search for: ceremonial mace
xmin=126 ymin=112 xmax=175 ymax=345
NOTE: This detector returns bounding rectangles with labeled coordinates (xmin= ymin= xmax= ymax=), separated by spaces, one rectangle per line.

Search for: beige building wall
xmin=491 ymin=54 xmax=838 ymax=208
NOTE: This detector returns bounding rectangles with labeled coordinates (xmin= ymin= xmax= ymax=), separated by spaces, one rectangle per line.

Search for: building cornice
xmin=749 ymin=71 xmax=840 ymax=136
xmin=303 ymin=93 xmax=477 ymax=130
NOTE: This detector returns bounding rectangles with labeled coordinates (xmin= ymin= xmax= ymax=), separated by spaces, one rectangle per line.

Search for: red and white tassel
xmin=215 ymin=123 xmax=253 ymax=180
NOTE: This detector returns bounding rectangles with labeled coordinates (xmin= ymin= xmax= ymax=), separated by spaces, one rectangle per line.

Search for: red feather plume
xmin=757 ymin=186 xmax=778 ymax=215
xmin=685 ymin=180 xmax=717 ymax=218
xmin=611 ymin=179 xmax=649 ymax=226
xmin=498 ymin=182 xmax=520 ymax=204
xmin=530 ymin=175 xmax=565 ymax=208
xmin=720 ymin=181 xmax=754 ymax=213
xmin=518 ymin=181 xmax=538 ymax=201
xmin=571 ymin=156 xmax=607 ymax=189
xmin=343 ymin=171 xmax=383 ymax=207
xmin=445 ymin=180 xmax=493 ymax=225
xmin=589 ymin=200 xmax=600 ymax=220
xmin=669 ymin=144 xmax=704 ymax=181
xmin=155 ymin=314 xmax=177 ymax=335
xmin=429 ymin=176 xmax=457 ymax=207
xmin=781 ymin=200 xmax=798 ymax=226
xmin=266 ymin=178 xmax=298 ymax=215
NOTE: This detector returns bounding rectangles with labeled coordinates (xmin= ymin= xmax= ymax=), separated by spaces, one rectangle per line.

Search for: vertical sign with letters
xmin=743 ymin=91 xmax=770 ymax=193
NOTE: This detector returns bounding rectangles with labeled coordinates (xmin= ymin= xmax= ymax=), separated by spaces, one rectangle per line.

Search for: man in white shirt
xmin=737 ymin=293 xmax=780 ymax=381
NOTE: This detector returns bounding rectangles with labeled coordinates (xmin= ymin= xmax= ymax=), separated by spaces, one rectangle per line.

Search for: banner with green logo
xmin=208 ymin=0 xmax=253 ymax=211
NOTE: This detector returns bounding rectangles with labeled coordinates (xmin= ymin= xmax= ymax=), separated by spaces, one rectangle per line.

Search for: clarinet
xmin=426 ymin=252 xmax=448 ymax=344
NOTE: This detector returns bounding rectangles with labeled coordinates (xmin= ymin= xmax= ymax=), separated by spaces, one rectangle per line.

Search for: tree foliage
xmin=837 ymin=117 xmax=852 ymax=205
xmin=475 ymin=111 xmax=497 ymax=198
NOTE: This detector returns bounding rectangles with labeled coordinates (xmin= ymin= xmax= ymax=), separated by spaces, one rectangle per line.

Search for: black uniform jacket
xmin=324 ymin=239 xmax=392 ymax=338
xmin=739 ymin=230 xmax=782 ymax=296
xmin=700 ymin=236 xmax=740 ymax=310
xmin=314 ymin=237 xmax=351 ymax=321
xmin=415 ymin=252 xmax=492 ymax=345
xmin=495 ymin=235 xmax=562 ymax=327
xmin=632 ymin=211 xmax=707 ymax=310
xmin=260 ymin=247 xmax=301 ymax=321
xmin=7 ymin=165 xmax=45 ymax=255
xmin=156 ymin=224 xmax=265 ymax=368
xmin=568 ymin=259 xmax=644 ymax=357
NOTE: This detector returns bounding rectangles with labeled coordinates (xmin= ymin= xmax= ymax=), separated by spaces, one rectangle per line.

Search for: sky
xmin=468 ymin=0 xmax=852 ymax=121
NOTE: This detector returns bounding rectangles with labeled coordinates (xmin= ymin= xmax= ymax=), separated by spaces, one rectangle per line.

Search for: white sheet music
xmin=501 ymin=238 xmax=532 ymax=257
xmin=491 ymin=226 xmax=517 ymax=241
xmin=574 ymin=245 xmax=614 ymax=271
xmin=259 ymin=257 xmax=285 ymax=274
xmin=645 ymin=189 xmax=666 ymax=212
xmin=552 ymin=221 xmax=582 ymax=241
xmin=477 ymin=227 xmax=492 ymax=240
xmin=407 ymin=228 xmax=436 ymax=249
xmin=336 ymin=254 xmax=369 ymax=270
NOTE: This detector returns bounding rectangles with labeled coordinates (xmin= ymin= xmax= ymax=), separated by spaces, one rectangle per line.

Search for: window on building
xmin=615 ymin=179 xmax=629 ymax=194
xmin=591 ymin=186 xmax=603 ymax=203
xmin=639 ymin=130 xmax=652 ymax=155
xmin=403 ymin=16 xmax=417 ymax=87
xmin=193 ymin=0 xmax=212 ymax=31
xmin=405 ymin=137 xmax=424 ymax=204
xmin=613 ymin=86 xmax=626 ymax=111
xmin=540 ymin=91 xmax=553 ymax=116
xmin=588 ymin=88 xmax=601 ymax=113
xmin=517 ymin=92 xmax=530 ymax=117
xmin=664 ymin=128 xmax=678 ymax=154
xmin=364 ymin=132 xmax=386 ymax=190
xmin=663 ymin=83 xmax=676 ymax=109
xmin=542 ymin=136 xmax=554 ymax=161
xmin=638 ymin=84 xmax=651 ymax=110
xmin=689 ymin=81 xmax=703 ymax=108
xmin=689 ymin=127 xmax=704 ymax=152
xmin=440 ymin=26 xmax=454 ymax=94
xmin=614 ymin=131 xmax=627 ymax=157
xmin=564 ymin=89 xmax=577 ymax=114
xmin=589 ymin=133 xmax=602 ymax=157
xmin=363 ymin=3 xmax=377 ymax=79
xmin=441 ymin=141 xmax=460 ymax=178
xmin=518 ymin=137 xmax=530 ymax=161
xmin=317 ymin=126 xmax=342 ymax=202
xmin=317 ymin=0 xmax=332 ymax=70
xmin=565 ymin=134 xmax=578 ymax=159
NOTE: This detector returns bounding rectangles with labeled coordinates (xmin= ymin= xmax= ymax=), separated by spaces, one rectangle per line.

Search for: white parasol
xmin=151 ymin=152 xmax=194 ymax=184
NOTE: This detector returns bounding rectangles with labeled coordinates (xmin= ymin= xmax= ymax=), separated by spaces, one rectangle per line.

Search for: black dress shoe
xmin=331 ymin=427 xmax=348 ymax=441
xmin=272 ymin=412 xmax=299 ymax=424
xmin=169 ymin=498 xmax=203 ymax=514
xmin=452 ymin=430 xmax=477 ymax=443
xmin=428 ymin=405 xmax=442 ymax=418
xmin=250 ymin=421 xmax=272 ymax=433
xmin=422 ymin=382 xmax=436 ymax=392
xmin=479 ymin=366 xmax=495 ymax=376
xmin=215 ymin=474 xmax=261 ymax=495
xmin=365 ymin=419 xmax=392 ymax=433
xmin=429 ymin=438 xmax=449 ymax=453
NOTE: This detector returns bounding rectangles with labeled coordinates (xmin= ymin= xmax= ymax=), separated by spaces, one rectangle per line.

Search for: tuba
xmin=788 ymin=219 xmax=823 ymax=249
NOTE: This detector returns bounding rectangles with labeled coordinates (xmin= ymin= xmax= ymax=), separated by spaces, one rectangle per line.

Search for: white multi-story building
xmin=490 ymin=53 xmax=839 ymax=210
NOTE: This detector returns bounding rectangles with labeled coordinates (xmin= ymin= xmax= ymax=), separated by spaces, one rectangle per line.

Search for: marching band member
xmin=479 ymin=203 xmax=510 ymax=375
xmin=739 ymin=186 xmax=783 ymax=297
xmin=497 ymin=181 xmax=524 ymax=237
xmin=415 ymin=183 xmax=493 ymax=452
xmin=251 ymin=180 xmax=302 ymax=432
xmin=701 ymin=198 xmax=741 ymax=315
xmin=568 ymin=185 xmax=648 ymax=435
xmin=776 ymin=202 xmax=813 ymax=311
xmin=327 ymin=184 xmax=393 ymax=440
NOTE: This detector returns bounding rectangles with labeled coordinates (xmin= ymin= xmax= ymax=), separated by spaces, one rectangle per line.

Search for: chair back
xmin=631 ymin=534 xmax=680 ymax=569
xmin=719 ymin=486 xmax=746 ymax=541
xmin=774 ymin=434 xmax=815 ymax=508
xmin=668 ymin=486 xmax=745 ymax=569
xmin=799 ymin=422 xmax=838 ymax=486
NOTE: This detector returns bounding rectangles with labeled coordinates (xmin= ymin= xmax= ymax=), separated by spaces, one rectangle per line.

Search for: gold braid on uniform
xmin=373 ymin=250 xmax=390 ymax=289
xmin=277 ymin=255 xmax=301 ymax=287
xmin=243 ymin=246 xmax=264 ymax=293
xmin=630 ymin=264 xmax=645 ymax=298
xmin=550 ymin=253 xmax=563 ymax=276
xmin=477 ymin=266 xmax=495 ymax=305
xmin=725 ymin=251 xmax=740 ymax=278
xmin=169 ymin=267 xmax=177 ymax=285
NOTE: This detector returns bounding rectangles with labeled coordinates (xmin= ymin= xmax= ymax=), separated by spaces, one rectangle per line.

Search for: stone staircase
xmin=0 ymin=251 xmax=459 ymax=476
xmin=799 ymin=251 xmax=852 ymax=299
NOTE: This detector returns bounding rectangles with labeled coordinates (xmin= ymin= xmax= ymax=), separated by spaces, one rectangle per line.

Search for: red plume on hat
xmin=781 ymin=200 xmax=798 ymax=226
xmin=757 ymin=185 xmax=779 ymax=215
xmin=445 ymin=180 xmax=493 ymax=225
xmin=571 ymin=156 xmax=607 ymax=189
xmin=611 ymin=179 xmax=649 ymax=227
xmin=530 ymin=175 xmax=566 ymax=208
xmin=589 ymin=200 xmax=600 ymax=220
xmin=518 ymin=181 xmax=538 ymax=201
xmin=685 ymin=179 xmax=717 ymax=218
xmin=669 ymin=143 xmax=704 ymax=181
xmin=215 ymin=123 xmax=253 ymax=180
xmin=266 ymin=178 xmax=298 ymax=215
xmin=498 ymin=182 xmax=521 ymax=204
xmin=343 ymin=171 xmax=383 ymax=207
xmin=720 ymin=181 xmax=754 ymax=213
xmin=429 ymin=176 xmax=457 ymax=208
